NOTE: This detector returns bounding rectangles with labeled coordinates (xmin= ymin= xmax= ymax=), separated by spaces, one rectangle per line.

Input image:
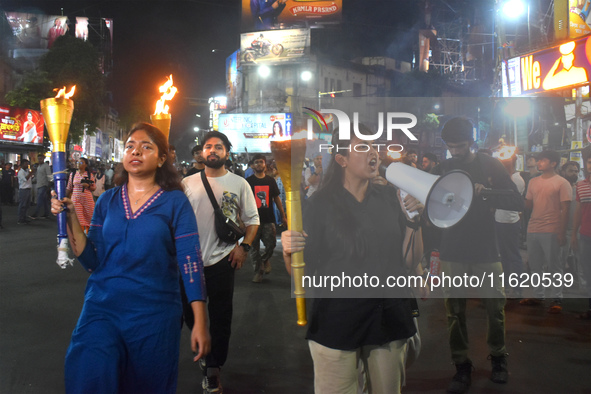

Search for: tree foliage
xmin=5 ymin=71 xmax=53 ymax=110
xmin=40 ymin=35 xmax=105 ymax=142
xmin=5 ymin=34 xmax=105 ymax=143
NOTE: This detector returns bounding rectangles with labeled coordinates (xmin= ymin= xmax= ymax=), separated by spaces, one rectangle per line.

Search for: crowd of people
xmin=1 ymin=117 xmax=589 ymax=394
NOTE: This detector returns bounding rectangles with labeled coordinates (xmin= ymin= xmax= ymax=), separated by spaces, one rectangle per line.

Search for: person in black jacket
xmin=433 ymin=117 xmax=524 ymax=394
xmin=281 ymin=124 xmax=427 ymax=394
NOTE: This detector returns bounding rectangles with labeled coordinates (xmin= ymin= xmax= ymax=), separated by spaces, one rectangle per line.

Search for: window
xmin=353 ymin=83 xmax=362 ymax=97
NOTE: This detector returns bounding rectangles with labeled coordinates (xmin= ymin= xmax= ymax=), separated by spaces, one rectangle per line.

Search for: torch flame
xmin=54 ymin=86 xmax=76 ymax=99
xmin=387 ymin=151 xmax=402 ymax=161
xmin=154 ymin=75 xmax=178 ymax=115
xmin=493 ymin=145 xmax=517 ymax=161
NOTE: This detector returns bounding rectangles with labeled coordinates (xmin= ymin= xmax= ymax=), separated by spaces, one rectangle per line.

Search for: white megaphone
xmin=384 ymin=163 xmax=474 ymax=229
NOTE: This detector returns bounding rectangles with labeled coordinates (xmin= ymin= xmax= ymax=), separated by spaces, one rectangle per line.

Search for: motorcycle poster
xmin=240 ymin=28 xmax=310 ymax=65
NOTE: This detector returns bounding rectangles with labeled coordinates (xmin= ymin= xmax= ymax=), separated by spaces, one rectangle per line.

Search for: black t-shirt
xmin=246 ymin=174 xmax=279 ymax=224
xmin=434 ymin=153 xmax=523 ymax=264
xmin=185 ymin=167 xmax=203 ymax=177
xmin=302 ymin=183 xmax=416 ymax=350
xmin=0 ymin=169 xmax=15 ymax=185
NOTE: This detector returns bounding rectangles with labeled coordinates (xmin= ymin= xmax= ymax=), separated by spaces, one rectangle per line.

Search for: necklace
xmin=131 ymin=184 xmax=157 ymax=205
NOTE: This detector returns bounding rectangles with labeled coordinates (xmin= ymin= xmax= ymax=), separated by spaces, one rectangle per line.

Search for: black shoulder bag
xmin=201 ymin=170 xmax=245 ymax=244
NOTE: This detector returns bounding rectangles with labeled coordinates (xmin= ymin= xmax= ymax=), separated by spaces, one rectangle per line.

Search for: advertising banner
xmin=569 ymin=0 xmax=591 ymax=38
xmin=226 ymin=50 xmax=242 ymax=112
xmin=219 ymin=113 xmax=292 ymax=153
xmin=0 ymin=106 xmax=44 ymax=145
xmin=5 ymin=12 xmax=68 ymax=50
xmin=502 ymin=36 xmax=591 ymax=96
xmin=242 ymin=0 xmax=342 ymax=32
xmin=240 ymin=28 xmax=310 ymax=65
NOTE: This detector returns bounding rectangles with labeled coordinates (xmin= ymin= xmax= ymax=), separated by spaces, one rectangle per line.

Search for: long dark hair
xmin=113 ymin=122 xmax=182 ymax=192
xmin=316 ymin=123 xmax=377 ymax=258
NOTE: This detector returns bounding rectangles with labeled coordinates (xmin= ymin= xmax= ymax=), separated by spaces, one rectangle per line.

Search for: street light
xmin=258 ymin=65 xmax=271 ymax=78
xmin=300 ymin=71 xmax=312 ymax=81
xmin=500 ymin=0 xmax=531 ymax=49
xmin=193 ymin=127 xmax=200 ymax=132
xmin=502 ymin=0 xmax=526 ymax=19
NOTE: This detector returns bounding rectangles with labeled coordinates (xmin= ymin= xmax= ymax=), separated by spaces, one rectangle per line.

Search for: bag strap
xmin=201 ymin=170 xmax=220 ymax=210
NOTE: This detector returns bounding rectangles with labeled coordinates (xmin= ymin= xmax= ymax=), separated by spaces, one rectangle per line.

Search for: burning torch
xmin=150 ymin=74 xmax=177 ymax=139
xmin=40 ymin=86 xmax=76 ymax=269
xmin=270 ymin=132 xmax=307 ymax=326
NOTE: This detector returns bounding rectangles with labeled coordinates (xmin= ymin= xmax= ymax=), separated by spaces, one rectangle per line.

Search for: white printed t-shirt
xmin=183 ymin=171 xmax=259 ymax=266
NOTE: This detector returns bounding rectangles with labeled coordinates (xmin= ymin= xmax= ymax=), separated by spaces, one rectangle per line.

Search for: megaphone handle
xmin=399 ymin=189 xmax=419 ymax=219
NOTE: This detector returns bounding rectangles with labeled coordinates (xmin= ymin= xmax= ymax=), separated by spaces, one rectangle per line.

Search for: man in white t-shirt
xmin=183 ymin=131 xmax=259 ymax=393
xmin=495 ymin=155 xmax=526 ymax=298
xmin=522 ymin=150 xmax=572 ymax=312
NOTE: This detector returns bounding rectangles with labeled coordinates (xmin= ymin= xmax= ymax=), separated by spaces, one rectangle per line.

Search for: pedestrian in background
xmin=66 ymin=157 xmax=96 ymax=234
xmin=17 ymin=159 xmax=34 ymax=224
xmin=30 ymin=154 xmax=52 ymax=219
xmin=92 ymin=165 xmax=106 ymax=202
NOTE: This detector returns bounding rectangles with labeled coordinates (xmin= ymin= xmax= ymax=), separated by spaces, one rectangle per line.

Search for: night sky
xmin=1 ymin=0 xmax=434 ymax=158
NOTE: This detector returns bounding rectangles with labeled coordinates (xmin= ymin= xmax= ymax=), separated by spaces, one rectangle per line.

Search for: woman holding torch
xmin=281 ymin=124 xmax=427 ymax=394
xmin=51 ymin=123 xmax=210 ymax=393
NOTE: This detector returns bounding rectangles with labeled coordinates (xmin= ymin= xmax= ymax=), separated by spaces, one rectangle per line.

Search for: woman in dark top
xmin=282 ymin=125 xmax=426 ymax=393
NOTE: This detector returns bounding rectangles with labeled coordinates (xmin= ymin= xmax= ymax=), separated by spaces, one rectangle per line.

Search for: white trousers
xmin=308 ymin=339 xmax=407 ymax=394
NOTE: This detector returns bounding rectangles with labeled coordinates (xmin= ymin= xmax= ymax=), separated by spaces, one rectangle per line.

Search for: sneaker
xmin=202 ymin=367 xmax=222 ymax=394
xmin=17 ymin=220 xmax=29 ymax=225
xmin=28 ymin=215 xmax=38 ymax=220
xmin=447 ymin=359 xmax=472 ymax=394
xmin=252 ymin=271 xmax=263 ymax=283
xmin=263 ymin=260 xmax=271 ymax=274
xmin=489 ymin=354 xmax=508 ymax=384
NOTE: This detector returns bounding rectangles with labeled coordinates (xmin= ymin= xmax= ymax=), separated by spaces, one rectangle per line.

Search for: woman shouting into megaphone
xmin=282 ymin=123 xmax=428 ymax=394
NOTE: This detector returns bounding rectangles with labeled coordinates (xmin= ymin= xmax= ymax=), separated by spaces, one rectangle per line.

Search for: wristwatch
xmin=240 ymin=242 xmax=251 ymax=252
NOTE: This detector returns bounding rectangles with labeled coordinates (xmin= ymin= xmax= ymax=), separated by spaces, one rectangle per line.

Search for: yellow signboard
xmin=503 ymin=36 xmax=591 ymax=96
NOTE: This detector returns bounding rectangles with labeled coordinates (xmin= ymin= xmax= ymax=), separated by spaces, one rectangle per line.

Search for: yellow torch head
xmin=150 ymin=113 xmax=172 ymax=141
xmin=40 ymin=98 xmax=74 ymax=153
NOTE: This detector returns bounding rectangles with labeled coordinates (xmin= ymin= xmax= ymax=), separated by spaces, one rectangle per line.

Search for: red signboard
xmin=0 ymin=106 xmax=44 ymax=145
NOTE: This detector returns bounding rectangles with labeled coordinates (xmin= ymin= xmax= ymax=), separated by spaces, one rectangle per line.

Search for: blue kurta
xmin=65 ymin=184 xmax=206 ymax=394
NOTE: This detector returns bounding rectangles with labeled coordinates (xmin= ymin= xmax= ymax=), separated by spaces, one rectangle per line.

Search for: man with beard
xmin=182 ymin=131 xmax=259 ymax=394
xmin=246 ymin=154 xmax=287 ymax=283
xmin=433 ymin=117 xmax=523 ymax=394
xmin=422 ymin=152 xmax=439 ymax=173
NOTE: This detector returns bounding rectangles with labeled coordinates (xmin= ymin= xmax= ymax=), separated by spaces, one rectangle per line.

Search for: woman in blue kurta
xmin=52 ymin=123 xmax=210 ymax=393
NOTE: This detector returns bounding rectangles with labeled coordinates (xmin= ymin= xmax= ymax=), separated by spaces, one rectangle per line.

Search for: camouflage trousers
xmin=250 ymin=222 xmax=277 ymax=274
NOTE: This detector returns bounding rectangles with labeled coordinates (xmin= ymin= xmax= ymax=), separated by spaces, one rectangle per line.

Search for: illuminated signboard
xmin=569 ymin=0 xmax=591 ymax=38
xmin=240 ymin=28 xmax=310 ymax=65
xmin=502 ymin=36 xmax=591 ymax=96
xmin=0 ymin=106 xmax=44 ymax=145
xmin=226 ymin=50 xmax=242 ymax=112
xmin=219 ymin=113 xmax=292 ymax=153
xmin=241 ymin=0 xmax=342 ymax=32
